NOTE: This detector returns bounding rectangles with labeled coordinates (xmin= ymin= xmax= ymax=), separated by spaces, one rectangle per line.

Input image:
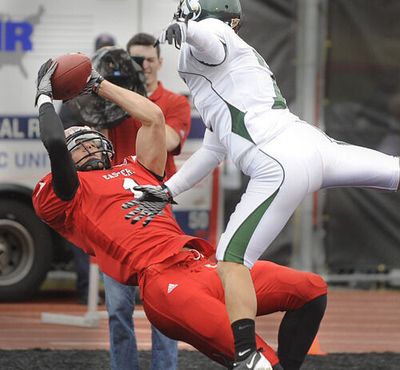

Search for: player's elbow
xmin=149 ymin=105 xmax=165 ymax=129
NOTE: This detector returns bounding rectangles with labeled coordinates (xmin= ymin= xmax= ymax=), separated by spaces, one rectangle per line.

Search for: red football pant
xmin=140 ymin=252 xmax=327 ymax=367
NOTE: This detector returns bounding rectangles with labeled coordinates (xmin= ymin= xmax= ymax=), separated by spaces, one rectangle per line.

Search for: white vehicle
xmin=0 ymin=0 xmax=164 ymax=300
xmin=0 ymin=0 xmax=220 ymax=301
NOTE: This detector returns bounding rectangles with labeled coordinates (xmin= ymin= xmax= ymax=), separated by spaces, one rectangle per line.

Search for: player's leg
xmin=277 ymin=295 xmax=327 ymax=370
xmin=141 ymin=259 xmax=279 ymax=369
xmin=284 ymin=120 xmax=400 ymax=191
xmin=103 ymin=274 xmax=139 ymax=370
xmin=217 ymin=261 xmax=257 ymax=363
xmin=216 ymin=145 xmax=311 ymax=366
xmin=251 ymin=261 xmax=328 ymax=370
xmin=320 ymin=137 xmax=400 ymax=190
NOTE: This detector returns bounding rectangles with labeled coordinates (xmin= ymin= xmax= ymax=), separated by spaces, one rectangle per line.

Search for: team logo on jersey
xmin=35 ymin=181 xmax=46 ymax=197
xmin=167 ymin=283 xmax=178 ymax=294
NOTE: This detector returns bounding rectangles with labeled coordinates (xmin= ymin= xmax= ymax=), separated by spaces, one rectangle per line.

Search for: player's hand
xmin=158 ymin=21 xmax=187 ymax=49
xmin=80 ymin=68 xmax=104 ymax=96
xmin=133 ymin=184 xmax=176 ymax=204
xmin=35 ymin=59 xmax=58 ymax=106
xmin=122 ymin=184 xmax=177 ymax=227
xmin=122 ymin=200 xmax=167 ymax=227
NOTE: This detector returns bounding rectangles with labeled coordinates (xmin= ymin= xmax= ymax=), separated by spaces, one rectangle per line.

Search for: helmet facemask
xmin=66 ymin=129 xmax=115 ymax=171
xmin=175 ymin=0 xmax=202 ymax=21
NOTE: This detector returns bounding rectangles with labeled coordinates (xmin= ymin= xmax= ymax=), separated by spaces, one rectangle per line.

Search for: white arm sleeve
xmin=186 ymin=20 xmax=226 ymax=65
xmin=165 ymin=129 xmax=226 ymax=197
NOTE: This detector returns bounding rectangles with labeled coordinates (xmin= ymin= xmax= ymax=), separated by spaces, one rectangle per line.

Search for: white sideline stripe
xmin=52 ymin=341 xmax=151 ymax=346
xmin=41 ymin=264 xmax=146 ymax=327
xmin=41 ymin=310 xmax=147 ymax=327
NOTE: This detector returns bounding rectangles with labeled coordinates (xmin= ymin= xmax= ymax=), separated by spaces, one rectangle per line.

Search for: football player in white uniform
xmin=125 ymin=1 xmax=400 ymax=369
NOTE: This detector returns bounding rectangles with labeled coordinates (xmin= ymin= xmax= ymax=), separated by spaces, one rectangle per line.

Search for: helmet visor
xmin=67 ymin=132 xmax=105 ymax=153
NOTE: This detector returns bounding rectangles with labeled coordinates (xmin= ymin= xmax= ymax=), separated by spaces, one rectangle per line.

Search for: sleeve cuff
xmin=37 ymin=94 xmax=53 ymax=108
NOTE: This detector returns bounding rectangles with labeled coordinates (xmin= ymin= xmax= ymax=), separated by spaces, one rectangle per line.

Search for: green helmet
xmin=175 ymin=0 xmax=242 ymax=29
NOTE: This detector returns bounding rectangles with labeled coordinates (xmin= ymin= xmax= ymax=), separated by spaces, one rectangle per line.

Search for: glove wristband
xmin=92 ymin=77 xmax=104 ymax=95
xmin=37 ymin=94 xmax=53 ymax=108
xmin=161 ymin=184 xmax=177 ymax=204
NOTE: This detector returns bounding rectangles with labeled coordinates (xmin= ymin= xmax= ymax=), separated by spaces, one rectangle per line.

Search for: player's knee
xmin=306 ymin=272 xmax=328 ymax=297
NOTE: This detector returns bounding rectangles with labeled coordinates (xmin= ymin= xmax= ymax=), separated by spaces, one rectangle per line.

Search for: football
xmin=51 ymin=53 xmax=92 ymax=100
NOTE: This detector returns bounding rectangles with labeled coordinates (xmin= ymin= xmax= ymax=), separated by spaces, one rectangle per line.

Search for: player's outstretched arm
xmin=36 ymin=60 xmax=79 ymax=201
xmin=159 ymin=19 xmax=225 ymax=65
xmin=186 ymin=20 xmax=226 ymax=65
xmin=97 ymin=80 xmax=166 ymax=176
xmin=165 ymin=129 xmax=227 ymax=197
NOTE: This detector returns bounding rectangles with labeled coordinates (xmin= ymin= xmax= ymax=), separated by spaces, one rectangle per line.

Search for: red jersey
xmin=32 ymin=156 xmax=213 ymax=285
xmin=108 ymin=82 xmax=191 ymax=179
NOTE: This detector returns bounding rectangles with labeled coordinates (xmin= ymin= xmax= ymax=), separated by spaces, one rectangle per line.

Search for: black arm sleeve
xmin=39 ymin=102 xmax=79 ymax=200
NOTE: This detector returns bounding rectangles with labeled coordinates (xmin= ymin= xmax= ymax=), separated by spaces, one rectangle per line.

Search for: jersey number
xmin=123 ymin=178 xmax=143 ymax=198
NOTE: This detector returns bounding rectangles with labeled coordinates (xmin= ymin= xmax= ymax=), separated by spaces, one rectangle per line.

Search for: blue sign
xmin=0 ymin=6 xmax=44 ymax=57
xmin=0 ymin=21 xmax=33 ymax=51
xmin=174 ymin=210 xmax=211 ymax=240
xmin=0 ymin=116 xmax=40 ymax=139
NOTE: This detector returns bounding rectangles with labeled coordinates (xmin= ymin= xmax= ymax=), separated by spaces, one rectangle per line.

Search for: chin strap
xmin=77 ymin=155 xmax=111 ymax=171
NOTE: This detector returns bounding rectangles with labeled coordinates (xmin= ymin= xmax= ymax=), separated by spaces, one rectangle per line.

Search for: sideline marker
xmin=308 ymin=336 xmax=327 ymax=355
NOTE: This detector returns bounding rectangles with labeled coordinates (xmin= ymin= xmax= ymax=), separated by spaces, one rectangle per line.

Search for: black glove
xmin=158 ymin=21 xmax=187 ymax=49
xmin=35 ymin=59 xmax=58 ymax=106
xmin=79 ymin=68 xmax=104 ymax=96
xmin=122 ymin=184 xmax=177 ymax=227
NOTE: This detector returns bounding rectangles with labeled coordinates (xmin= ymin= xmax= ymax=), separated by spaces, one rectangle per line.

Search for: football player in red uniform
xmin=33 ymin=59 xmax=327 ymax=370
